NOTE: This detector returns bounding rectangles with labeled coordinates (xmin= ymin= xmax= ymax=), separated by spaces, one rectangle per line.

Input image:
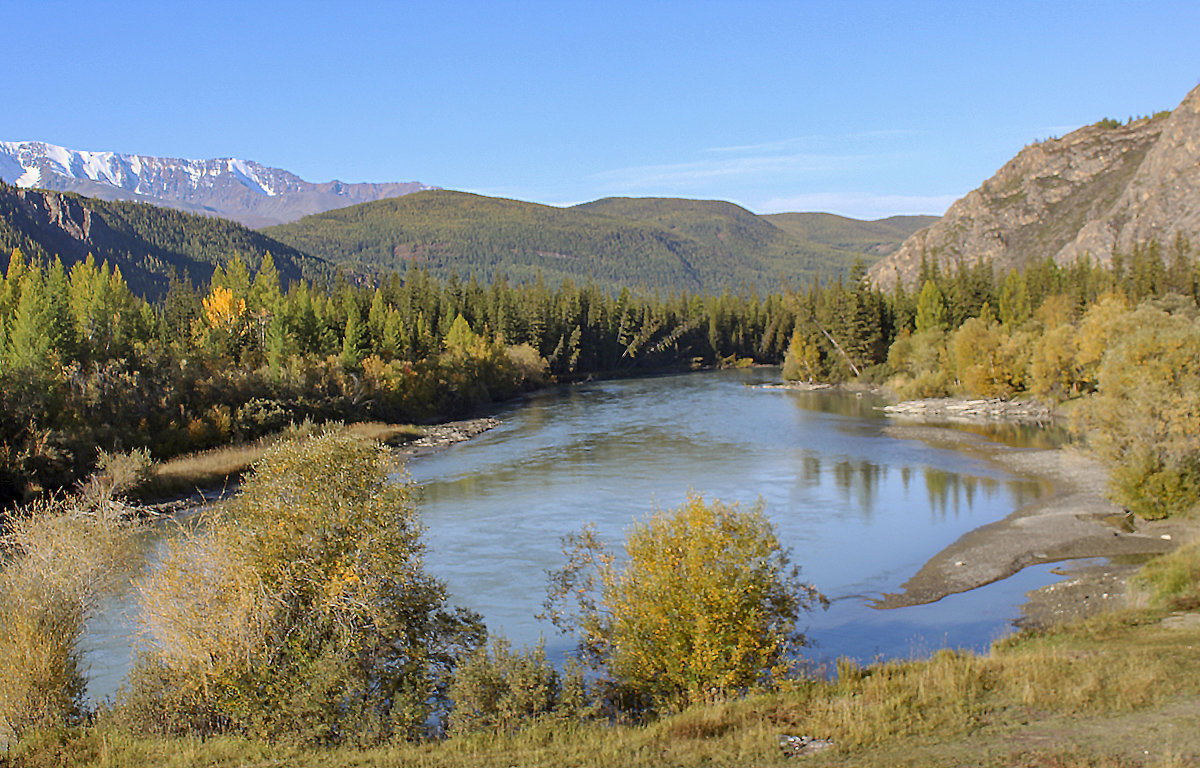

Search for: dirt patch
xmin=1017 ymin=559 xmax=1144 ymax=631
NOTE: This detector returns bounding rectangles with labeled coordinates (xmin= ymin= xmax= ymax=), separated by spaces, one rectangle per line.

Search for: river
xmin=86 ymin=367 xmax=1069 ymax=699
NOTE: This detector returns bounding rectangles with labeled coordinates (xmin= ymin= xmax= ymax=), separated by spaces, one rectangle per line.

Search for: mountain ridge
xmin=0 ymin=182 xmax=332 ymax=298
xmin=0 ymin=141 xmax=435 ymax=228
xmin=869 ymin=84 xmax=1200 ymax=289
xmin=264 ymin=190 xmax=927 ymax=294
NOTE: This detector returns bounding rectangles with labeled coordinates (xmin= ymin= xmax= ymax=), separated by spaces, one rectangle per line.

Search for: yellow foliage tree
xmin=202 ymin=284 xmax=246 ymax=330
xmin=1078 ymin=308 xmax=1200 ymax=518
xmin=782 ymin=329 xmax=822 ymax=382
xmin=544 ymin=494 xmax=826 ymax=710
xmin=133 ymin=430 xmax=484 ymax=742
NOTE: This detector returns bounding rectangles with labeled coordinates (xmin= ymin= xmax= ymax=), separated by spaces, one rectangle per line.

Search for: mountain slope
xmin=267 ymin=191 xmax=915 ymax=293
xmin=764 ymin=212 xmax=938 ymax=259
xmin=265 ymin=190 xmax=739 ymax=292
xmin=0 ymin=183 xmax=331 ymax=298
xmin=571 ymin=197 xmax=863 ymax=283
xmin=0 ymin=142 xmax=435 ymax=227
xmin=869 ymin=84 xmax=1200 ymax=289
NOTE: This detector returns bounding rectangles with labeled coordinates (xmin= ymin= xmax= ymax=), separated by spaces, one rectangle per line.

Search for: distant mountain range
xmin=263 ymin=191 xmax=933 ymax=294
xmin=870 ymin=83 xmax=1200 ymax=289
xmin=0 ymin=141 xmax=933 ymax=295
xmin=0 ymin=141 xmax=435 ymax=228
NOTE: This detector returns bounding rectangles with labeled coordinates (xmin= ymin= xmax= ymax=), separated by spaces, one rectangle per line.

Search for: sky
xmin=2 ymin=0 xmax=1199 ymax=220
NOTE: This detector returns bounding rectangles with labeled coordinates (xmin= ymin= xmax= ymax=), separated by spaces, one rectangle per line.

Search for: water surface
xmin=86 ymin=368 xmax=1064 ymax=699
xmin=410 ymin=368 xmax=1056 ymax=668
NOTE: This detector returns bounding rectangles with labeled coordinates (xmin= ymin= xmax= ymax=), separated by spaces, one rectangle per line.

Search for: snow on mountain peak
xmin=0 ymin=139 xmax=436 ymax=226
xmin=0 ymin=141 xmax=284 ymax=197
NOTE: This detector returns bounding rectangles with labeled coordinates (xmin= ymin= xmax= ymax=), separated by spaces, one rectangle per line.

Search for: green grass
xmin=1132 ymin=534 xmax=1200 ymax=611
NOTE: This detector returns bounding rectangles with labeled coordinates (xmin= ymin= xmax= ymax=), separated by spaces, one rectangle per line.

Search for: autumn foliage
xmin=544 ymin=494 xmax=827 ymax=711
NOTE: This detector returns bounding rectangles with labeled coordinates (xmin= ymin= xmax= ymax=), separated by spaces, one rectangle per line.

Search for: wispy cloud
xmin=703 ymin=129 xmax=921 ymax=155
xmin=592 ymin=128 xmax=924 ymax=197
xmin=592 ymin=152 xmax=873 ymax=193
xmin=757 ymin=192 xmax=960 ymax=220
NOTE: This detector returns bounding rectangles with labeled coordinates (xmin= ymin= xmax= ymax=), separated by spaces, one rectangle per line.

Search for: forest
xmin=2 ymin=232 xmax=1199 ymax=513
xmin=261 ymin=190 xmax=877 ymax=294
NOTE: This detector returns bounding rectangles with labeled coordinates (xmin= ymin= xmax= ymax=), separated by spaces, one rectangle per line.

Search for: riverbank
xmin=881 ymin=396 xmax=1056 ymax=424
xmin=139 ymin=417 xmax=501 ymax=511
xmin=874 ymin=423 xmax=1197 ymax=627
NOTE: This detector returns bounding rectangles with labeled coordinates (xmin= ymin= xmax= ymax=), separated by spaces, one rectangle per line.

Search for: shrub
xmin=448 ymin=636 xmax=593 ymax=735
xmin=543 ymin=494 xmax=827 ymax=712
xmin=0 ymin=474 xmax=142 ymax=739
xmin=129 ymin=429 xmax=484 ymax=744
xmin=1078 ymin=307 xmax=1200 ymax=518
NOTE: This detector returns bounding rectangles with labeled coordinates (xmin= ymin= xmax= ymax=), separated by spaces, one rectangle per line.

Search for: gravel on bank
xmin=881 ymin=397 xmax=1056 ymax=424
xmin=872 ymin=424 xmax=1194 ymax=623
xmin=393 ymin=417 xmax=502 ymax=458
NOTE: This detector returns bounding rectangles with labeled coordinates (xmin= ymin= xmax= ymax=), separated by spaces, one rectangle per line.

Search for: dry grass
xmin=0 ymin=489 xmax=142 ymax=740
xmin=139 ymin=422 xmax=423 ymax=501
xmin=15 ymin=604 xmax=1200 ymax=767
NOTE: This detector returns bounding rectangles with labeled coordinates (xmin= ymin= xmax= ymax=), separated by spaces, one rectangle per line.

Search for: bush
xmin=1078 ymin=307 xmax=1200 ymax=518
xmin=0 ymin=480 xmax=141 ymax=739
xmin=448 ymin=636 xmax=593 ymax=735
xmin=129 ymin=429 xmax=484 ymax=744
xmin=543 ymin=494 xmax=827 ymax=712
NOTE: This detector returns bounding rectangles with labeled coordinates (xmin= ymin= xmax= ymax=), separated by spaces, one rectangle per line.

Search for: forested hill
xmin=265 ymin=190 xmax=924 ymax=293
xmin=0 ymin=183 xmax=334 ymax=298
xmin=571 ymin=197 xmax=869 ymax=285
xmin=763 ymin=212 xmax=939 ymax=259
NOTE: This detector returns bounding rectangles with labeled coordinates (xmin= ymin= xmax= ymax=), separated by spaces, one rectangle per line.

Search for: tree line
xmin=0 ymin=247 xmax=800 ymax=506
xmin=3 ymin=232 xmax=1199 ymax=512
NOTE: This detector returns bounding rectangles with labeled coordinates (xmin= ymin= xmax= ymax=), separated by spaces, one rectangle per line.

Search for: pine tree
xmin=341 ymin=309 xmax=366 ymax=370
xmin=7 ymin=267 xmax=54 ymax=371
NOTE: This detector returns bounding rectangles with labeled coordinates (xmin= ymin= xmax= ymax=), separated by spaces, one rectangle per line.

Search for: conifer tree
xmin=914 ymin=280 xmax=948 ymax=334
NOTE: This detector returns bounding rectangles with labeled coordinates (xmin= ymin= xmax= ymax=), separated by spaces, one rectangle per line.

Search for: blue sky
xmin=3 ymin=0 xmax=1198 ymax=219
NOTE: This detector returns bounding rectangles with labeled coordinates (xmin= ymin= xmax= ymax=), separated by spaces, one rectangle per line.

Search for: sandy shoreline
xmin=872 ymin=422 xmax=1195 ymax=626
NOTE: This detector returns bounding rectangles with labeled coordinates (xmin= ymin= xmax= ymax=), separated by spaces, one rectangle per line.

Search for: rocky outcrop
xmin=870 ymin=84 xmax=1200 ymax=289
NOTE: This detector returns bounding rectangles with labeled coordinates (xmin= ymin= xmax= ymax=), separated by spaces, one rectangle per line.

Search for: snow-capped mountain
xmin=0 ymin=141 xmax=436 ymax=228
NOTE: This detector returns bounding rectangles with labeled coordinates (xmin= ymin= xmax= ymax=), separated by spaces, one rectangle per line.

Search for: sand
xmin=872 ymin=423 xmax=1195 ymax=626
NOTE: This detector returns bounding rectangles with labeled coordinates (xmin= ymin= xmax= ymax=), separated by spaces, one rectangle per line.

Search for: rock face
xmin=0 ymin=141 xmax=436 ymax=228
xmin=869 ymin=84 xmax=1200 ymax=289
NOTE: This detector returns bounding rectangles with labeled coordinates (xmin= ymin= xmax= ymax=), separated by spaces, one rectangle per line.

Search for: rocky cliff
xmin=869 ymin=84 xmax=1200 ymax=289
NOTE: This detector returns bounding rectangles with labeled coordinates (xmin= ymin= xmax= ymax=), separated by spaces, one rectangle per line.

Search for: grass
xmin=8 ymin=603 xmax=1199 ymax=767
xmin=135 ymin=422 xmax=424 ymax=502
xmin=1131 ymin=533 xmax=1200 ymax=612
